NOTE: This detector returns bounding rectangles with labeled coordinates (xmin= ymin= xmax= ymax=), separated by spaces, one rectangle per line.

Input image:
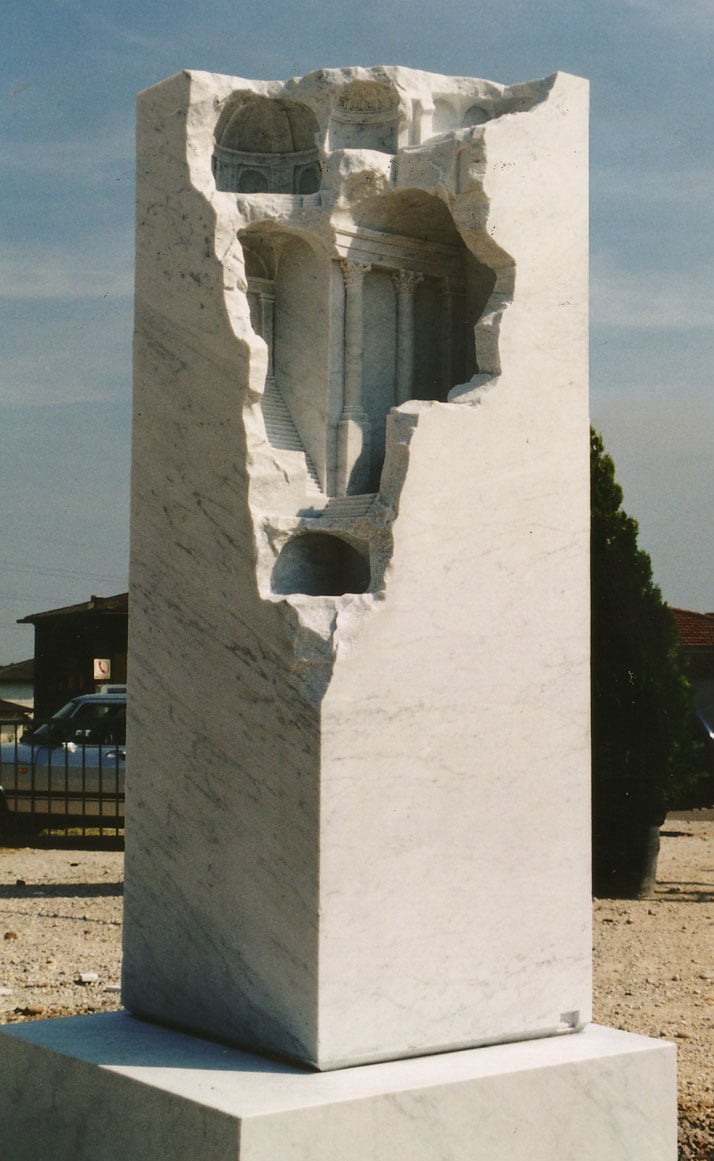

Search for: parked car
xmin=694 ymin=711 xmax=714 ymax=774
xmin=0 ymin=692 xmax=126 ymax=828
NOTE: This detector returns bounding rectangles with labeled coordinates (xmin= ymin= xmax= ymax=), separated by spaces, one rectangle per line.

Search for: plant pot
xmin=592 ymin=821 xmax=660 ymax=898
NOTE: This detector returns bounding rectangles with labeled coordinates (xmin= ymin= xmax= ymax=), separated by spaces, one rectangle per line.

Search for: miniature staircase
xmin=321 ymin=494 xmax=378 ymax=518
xmin=261 ymin=381 xmax=322 ymax=493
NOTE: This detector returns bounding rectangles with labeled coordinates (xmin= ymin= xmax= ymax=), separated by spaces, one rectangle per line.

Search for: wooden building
xmin=19 ymin=593 xmax=128 ymax=721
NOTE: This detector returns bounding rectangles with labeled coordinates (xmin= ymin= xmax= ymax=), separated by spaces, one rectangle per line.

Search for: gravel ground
xmin=593 ymin=811 xmax=714 ymax=1161
xmin=0 ymin=817 xmax=712 ymax=1159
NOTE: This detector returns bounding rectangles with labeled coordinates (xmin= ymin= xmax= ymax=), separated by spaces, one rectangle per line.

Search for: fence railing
xmin=0 ymin=719 xmax=125 ymax=839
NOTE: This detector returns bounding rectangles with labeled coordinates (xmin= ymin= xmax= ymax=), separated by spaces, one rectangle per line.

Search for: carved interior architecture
xmin=213 ymin=95 xmax=321 ymax=194
xmin=327 ymin=80 xmax=401 ymax=153
xmin=238 ymin=191 xmax=495 ymax=498
xmin=271 ymin=532 xmax=371 ymax=596
xmin=219 ymin=81 xmax=500 ymax=598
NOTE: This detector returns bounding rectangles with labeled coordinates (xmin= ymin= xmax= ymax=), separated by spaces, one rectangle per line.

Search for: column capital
xmin=339 ymin=259 xmax=371 ymax=289
xmin=392 ymin=269 xmax=423 ymax=294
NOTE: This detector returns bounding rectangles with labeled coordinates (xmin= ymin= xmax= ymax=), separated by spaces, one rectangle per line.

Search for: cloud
xmin=592 ymin=163 xmax=714 ymax=211
xmin=591 ymin=253 xmax=714 ymax=331
xmin=620 ymin=0 xmax=714 ymax=30
xmin=50 ymin=0 xmax=169 ymax=53
xmin=0 ymin=235 xmax=133 ymax=302
xmin=1 ymin=350 xmax=130 ymax=407
xmin=0 ymin=287 xmax=132 ymax=407
xmin=4 ymin=126 xmax=134 ymax=186
xmin=0 ymin=352 xmax=125 ymax=407
xmin=591 ymin=388 xmax=714 ymax=610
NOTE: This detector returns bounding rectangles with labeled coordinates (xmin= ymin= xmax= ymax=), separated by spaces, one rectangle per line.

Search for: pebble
xmin=593 ymin=817 xmax=714 ymax=1157
xmin=77 ymin=972 xmax=100 ymax=984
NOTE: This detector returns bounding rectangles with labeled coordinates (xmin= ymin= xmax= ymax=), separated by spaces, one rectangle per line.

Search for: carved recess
xmin=213 ymin=95 xmax=321 ymax=194
xmin=329 ymin=81 xmax=400 ymax=153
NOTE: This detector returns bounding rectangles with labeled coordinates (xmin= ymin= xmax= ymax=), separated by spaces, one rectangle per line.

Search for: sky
xmin=1 ymin=0 xmax=712 ymax=662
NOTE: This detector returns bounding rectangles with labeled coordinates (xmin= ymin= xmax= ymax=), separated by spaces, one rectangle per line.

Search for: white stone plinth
xmin=0 ymin=1015 xmax=676 ymax=1161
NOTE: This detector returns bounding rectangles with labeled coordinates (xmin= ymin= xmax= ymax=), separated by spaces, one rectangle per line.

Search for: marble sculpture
xmin=0 ymin=64 xmax=678 ymax=1161
xmin=123 ymin=64 xmax=593 ymax=1072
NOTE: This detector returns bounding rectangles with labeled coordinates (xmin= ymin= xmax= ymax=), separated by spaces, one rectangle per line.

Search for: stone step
xmin=261 ymin=383 xmax=322 ymax=491
xmin=321 ymin=493 xmax=378 ymax=518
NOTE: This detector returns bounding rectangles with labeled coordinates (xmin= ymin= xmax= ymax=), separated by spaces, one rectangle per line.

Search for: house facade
xmin=18 ymin=593 xmax=128 ymax=721
xmin=671 ymin=606 xmax=714 ymax=723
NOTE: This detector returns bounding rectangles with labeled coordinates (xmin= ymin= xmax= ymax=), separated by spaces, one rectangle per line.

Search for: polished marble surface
xmin=124 ymin=66 xmax=591 ymax=1069
xmin=0 ymin=1016 xmax=677 ymax=1161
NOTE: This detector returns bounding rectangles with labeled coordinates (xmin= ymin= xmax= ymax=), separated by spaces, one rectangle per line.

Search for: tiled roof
xmin=18 ymin=592 xmax=128 ymax=624
xmin=671 ymin=607 xmax=714 ymax=650
xmin=0 ymin=697 xmax=31 ymax=718
xmin=0 ymin=658 xmax=34 ymax=683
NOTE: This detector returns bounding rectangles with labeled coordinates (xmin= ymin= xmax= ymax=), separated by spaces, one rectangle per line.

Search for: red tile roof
xmin=671 ymin=607 xmax=714 ymax=650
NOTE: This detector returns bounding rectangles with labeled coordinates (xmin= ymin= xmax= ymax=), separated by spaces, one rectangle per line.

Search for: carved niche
xmin=213 ymin=95 xmax=321 ymax=194
xmin=328 ymin=81 xmax=400 ymax=153
xmin=239 ymin=192 xmax=495 ymax=500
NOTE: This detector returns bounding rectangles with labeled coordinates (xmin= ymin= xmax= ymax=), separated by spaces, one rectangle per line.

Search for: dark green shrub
xmin=590 ymin=429 xmax=701 ymax=893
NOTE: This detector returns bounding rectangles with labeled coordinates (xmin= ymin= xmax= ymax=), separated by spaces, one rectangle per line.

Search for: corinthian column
xmin=440 ymin=277 xmax=456 ymax=396
xmin=336 ymin=259 xmax=371 ymax=494
xmin=393 ymin=269 xmax=423 ymax=404
xmin=340 ymin=260 xmax=370 ymax=412
xmin=258 ymin=287 xmax=276 ymax=386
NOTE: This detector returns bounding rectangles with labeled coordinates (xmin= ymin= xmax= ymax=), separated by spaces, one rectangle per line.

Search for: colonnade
xmin=335 ymin=258 xmax=458 ymax=494
xmin=250 ymin=259 xmax=462 ymax=497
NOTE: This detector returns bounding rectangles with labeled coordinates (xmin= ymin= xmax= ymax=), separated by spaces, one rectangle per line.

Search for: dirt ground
xmin=0 ymin=816 xmax=712 ymax=1159
xmin=593 ymin=811 xmax=714 ymax=1160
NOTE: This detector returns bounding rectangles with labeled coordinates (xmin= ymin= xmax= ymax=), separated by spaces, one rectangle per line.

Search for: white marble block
xmin=0 ymin=1015 xmax=677 ymax=1161
xmin=124 ymin=66 xmax=592 ymax=1069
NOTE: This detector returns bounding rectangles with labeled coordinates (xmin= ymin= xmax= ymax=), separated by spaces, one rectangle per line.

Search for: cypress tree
xmin=590 ymin=428 xmax=696 ymax=895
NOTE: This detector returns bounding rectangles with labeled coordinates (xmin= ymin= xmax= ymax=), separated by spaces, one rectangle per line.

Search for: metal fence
xmin=0 ymin=719 xmax=125 ymax=839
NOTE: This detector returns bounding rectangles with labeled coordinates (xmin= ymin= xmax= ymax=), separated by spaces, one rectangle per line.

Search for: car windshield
xmin=30 ymin=701 xmax=126 ymax=746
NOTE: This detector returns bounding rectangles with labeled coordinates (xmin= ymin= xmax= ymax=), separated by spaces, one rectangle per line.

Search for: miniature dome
xmin=220 ymin=97 xmax=318 ymax=155
xmin=213 ymin=95 xmax=321 ymax=195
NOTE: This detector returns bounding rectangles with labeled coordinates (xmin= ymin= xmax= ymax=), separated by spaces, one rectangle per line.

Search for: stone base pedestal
xmin=0 ymin=1015 xmax=676 ymax=1161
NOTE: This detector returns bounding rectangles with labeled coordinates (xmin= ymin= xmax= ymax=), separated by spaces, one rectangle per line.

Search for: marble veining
xmin=0 ymin=1017 xmax=677 ymax=1161
xmin=124 ymin=65 xmax=591 ymax=1069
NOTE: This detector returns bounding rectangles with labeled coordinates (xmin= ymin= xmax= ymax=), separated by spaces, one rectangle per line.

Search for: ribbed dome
xmin=220 ymin=98 xmax=318 ymax=155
